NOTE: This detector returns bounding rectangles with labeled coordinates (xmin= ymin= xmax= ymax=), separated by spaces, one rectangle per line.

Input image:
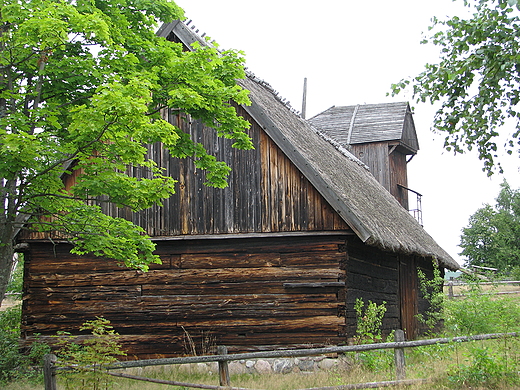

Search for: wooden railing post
xmin=394 ymin=329 xmax=406 ymax=380
xmin=448 ymin=277 xmax=454 ymax=299
xmin=217 ymin=346 xmax=230 ymax=387
xmin=43 ymin=353 xmax=57 ymax=390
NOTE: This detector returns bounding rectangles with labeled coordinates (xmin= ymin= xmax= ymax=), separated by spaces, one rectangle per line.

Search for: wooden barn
xmin=18 ymin=20 xmax=458 ymax=359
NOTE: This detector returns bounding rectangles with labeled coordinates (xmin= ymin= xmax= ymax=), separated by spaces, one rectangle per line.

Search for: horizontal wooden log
xmin=141 ymin=281 xmax=344 ymax=296
xmin=346 ymin=258 xmax=398 ymax=280
xmin=178 ymin=253 xmax=282 ymax=269
xmin=177 ymin=252 xmax=344 ymax=270
xmin=283 ymin=282 xmax=345 ymax=288
xmin=346 ymin=274 xmax=398 ymax=294
xmin=24 ymin=315 xmax=345 ymax=333
xmin=25 ymin=291 xmax=341 ymax=311
xmin=24 ymin=285 xmax=143 ymax=301
xmin=27 ymin=267 xmax=344 ymax=288
xmin=24 ymin=305 xmax=343 ymax=326
xmin=153 ymin=237 xmax=347 ymax=256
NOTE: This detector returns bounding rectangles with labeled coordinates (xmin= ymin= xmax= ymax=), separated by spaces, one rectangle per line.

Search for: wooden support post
xmin=217 ymin=346 xmax=230 ymax=387
xmin=448 ymin=277 xmax=454 ymax=299
xmin=44 ymin=354 xmax=57 ymax=390
xmin=394 ymin=329 xmax=406 ymax=380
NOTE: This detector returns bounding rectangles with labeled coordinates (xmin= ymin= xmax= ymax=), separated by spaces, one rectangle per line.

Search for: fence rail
xmin=44 ymin=331 xmax=519 ymax=390
xmin=445 ymin=280 xmax=520 ymax=298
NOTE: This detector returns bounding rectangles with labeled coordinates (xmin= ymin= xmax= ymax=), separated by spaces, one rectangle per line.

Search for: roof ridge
xmin=246 ymin=71 xmax=300 ymax=116
xmin=245 ymin=74 xmax=370 ymax=172
xmin=311 ymin=126 xmax=370 ymax=172
xmin=170 ymin=21 xmax=301 ymax=117
xmin=182 ymin=18 xmax=216 ymax=46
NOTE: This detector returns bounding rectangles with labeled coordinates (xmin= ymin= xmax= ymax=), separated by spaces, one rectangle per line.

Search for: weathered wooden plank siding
xmin=389 ymin=150 xmax=409 ymax=209
xmin=349 ymin=142 xmax=390 ymax=191
xmin=22 ymin=235 xmax=348 ymax=358
xmin=21 ymin=105 xmax=350 ymax=241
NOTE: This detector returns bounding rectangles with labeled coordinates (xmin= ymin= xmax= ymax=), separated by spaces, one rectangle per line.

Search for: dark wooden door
xmin=398 ymin=255 xmax=418 ymax=339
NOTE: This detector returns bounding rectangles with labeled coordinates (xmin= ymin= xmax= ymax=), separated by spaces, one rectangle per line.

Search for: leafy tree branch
xmin=392 ymin=0 xmax=520 ymax=174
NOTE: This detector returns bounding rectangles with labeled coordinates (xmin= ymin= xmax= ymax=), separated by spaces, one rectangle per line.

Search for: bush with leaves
xmin=448 ymin=342 xmax=520 ymax=388
xmin=444 ymin=282 xmax=520 ymax=335
xmin=0 ymin=304 xmax=50 ymax=385
xmin=416 ymin=259 xmax=445 ymax=334
xmin=56 ymin=317 xmax=127 ymax=390
xmin=353 ymin=298 xmax=387 ymax=344
xmin=351 ymin=298 xmax=394 ymax=372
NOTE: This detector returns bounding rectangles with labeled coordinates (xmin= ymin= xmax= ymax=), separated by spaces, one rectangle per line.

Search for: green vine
xmin=416 ymin=259 xmax=445 ymax=334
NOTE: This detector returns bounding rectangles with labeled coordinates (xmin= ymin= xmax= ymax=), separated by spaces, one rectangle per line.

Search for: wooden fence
xmin=445 ymin=280 xmax=520 ymax=299
xmin=43 ymin=331 xmax=519 ymax=390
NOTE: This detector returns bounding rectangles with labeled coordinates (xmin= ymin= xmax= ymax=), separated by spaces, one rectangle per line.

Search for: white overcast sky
xmin=178 ymin=0 xmax=520 ymax=266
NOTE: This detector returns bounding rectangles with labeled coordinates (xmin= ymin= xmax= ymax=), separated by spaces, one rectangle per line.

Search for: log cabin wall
xmin=344 ymin=237 xmax=444 ymax=340
xmin=344 ymin=236 xmax=400 ymax=337
xmin=22 ymin=234 xmax=349 ymax=359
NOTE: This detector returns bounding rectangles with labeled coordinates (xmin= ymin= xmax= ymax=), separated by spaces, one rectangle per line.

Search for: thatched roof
xmin=309 ymin=103 xmax=419 ymax=155
xmin=239 ymin=76 xmax=458 ymax=270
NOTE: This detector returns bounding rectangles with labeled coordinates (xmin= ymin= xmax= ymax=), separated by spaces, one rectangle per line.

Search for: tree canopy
xmin=459 ymin=180 xmax=520 ymax=272
xmin=392 ymin=0 xmax=520 ymax=174
xmin=0 ymin=0 xmax=252 ymax=305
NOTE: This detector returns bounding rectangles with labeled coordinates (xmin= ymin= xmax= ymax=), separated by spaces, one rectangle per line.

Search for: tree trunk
xmin=0 ymin=222 xmax=15 ymax=308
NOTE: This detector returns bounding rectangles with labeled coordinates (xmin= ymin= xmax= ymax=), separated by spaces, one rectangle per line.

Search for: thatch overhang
xmin=309 ymin=102 xmax=419 ymax=155
xmin=239 ymin=76 xmax=458 ymax=270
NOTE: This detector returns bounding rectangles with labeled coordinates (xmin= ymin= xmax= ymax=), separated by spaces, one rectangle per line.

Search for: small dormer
xmin=309 ymin=102 xmax=419 ymax=213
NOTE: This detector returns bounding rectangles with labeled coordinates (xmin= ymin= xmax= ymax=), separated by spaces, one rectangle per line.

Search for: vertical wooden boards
xmin=20 ymin=103 xmax=351 ymax=243
xmin=389 ymin=149 xmax=409 ymax=209
xmin=349 ymin=142 xmax=390 ymax=191
xmin=398 ymin=255 xmax=418 ymax=340
xmin=134 ymin=107 xmax=348 ymax=236
xmin=23 ymin=235 xmax=348 ymax=358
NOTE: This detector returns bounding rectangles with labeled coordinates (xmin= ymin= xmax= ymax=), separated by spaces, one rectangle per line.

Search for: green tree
xmin=391 ymin=0 xmax=520 ymax=174
xmin=0 ymin=0 xmax=252 ymax=306
xmin=459 ymin=180 xmax=520 ymax=270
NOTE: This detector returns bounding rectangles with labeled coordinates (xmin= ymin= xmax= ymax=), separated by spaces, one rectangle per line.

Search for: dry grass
xmin=0 ymin=297 xmax=20 ymax=311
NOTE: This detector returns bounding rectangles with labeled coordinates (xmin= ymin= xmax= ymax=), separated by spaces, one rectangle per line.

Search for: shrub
xmin=353 ymin=298 xmax=386 ymax=344
xmin=448 ymin=343 xmax=520 ymax=388
xmin=0 ymin=304 xmax=50 ymax=385
xmin=56 ymin=317 xmax=127 ymax=390
xmin=351 ymin=298 xmax=393 ymax=372
xmin=416 ymin=259 xmax=445 ymax=333
xmin=444 ymin=283 xmax=520 ymax=335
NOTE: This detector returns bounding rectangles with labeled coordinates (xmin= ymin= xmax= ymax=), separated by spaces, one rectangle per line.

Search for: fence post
xmin=217 ymin=346 xmax=230 ymax=387
xmin=448 ymin=277 xmax=454 ymax=299
xmin=394 ymin=329 xmax=406 ymax=380
xmin=44 ymin=353 xmax=57 ymax=390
